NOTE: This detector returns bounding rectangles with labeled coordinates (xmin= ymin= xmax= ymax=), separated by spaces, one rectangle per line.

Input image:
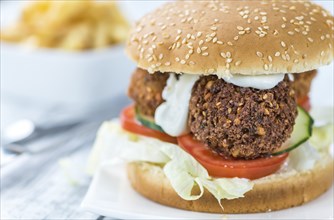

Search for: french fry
xmin=0 ymin=0 xmax=130 ymax=51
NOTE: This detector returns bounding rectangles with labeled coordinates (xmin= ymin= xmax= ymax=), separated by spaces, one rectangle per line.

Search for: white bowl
xmin=1 ymin=42 xmax=135 ymax=112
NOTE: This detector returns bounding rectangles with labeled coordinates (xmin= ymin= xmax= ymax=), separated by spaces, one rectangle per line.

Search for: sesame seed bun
xmin=126 ymin=1 xmax=334 ymax=76
xmin=127 ymin=152 xmax=333 ymax=213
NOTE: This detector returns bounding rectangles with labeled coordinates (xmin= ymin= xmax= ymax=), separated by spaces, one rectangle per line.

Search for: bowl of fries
xmin=1 ymin=0 xmax=134 ymax=111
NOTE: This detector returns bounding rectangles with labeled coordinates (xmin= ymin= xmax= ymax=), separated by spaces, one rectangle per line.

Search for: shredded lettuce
xmin=87 ymin=121 xmax=253 ymax=205
xmin=87 ymin=110 xmax=333 ymax=207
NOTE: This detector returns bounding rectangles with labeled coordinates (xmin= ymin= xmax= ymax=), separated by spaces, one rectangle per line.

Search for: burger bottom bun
xmin=127 ymin=153 xmax=333 ymax=214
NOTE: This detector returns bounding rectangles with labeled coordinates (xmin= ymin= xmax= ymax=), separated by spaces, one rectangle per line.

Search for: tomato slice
xmin=177 ymin=135 xmax=288 ymax=179
xmin=120 ymin=105 xmax=177 ymax=144
xmin=297 ymin=95 xmax=311 ymax=112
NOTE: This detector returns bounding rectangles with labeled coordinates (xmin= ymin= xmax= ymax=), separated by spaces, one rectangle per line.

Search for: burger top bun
xmin=126 ymin=0 xmax=334 ymax=76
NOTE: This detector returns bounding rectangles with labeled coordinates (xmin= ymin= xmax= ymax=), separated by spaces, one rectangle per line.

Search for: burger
xmin=88 ymin=0 xmax=334 ymax=214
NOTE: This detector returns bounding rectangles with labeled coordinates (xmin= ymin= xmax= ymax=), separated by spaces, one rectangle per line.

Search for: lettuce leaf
xmin=87 ymin=121 xmax=253 ymax=205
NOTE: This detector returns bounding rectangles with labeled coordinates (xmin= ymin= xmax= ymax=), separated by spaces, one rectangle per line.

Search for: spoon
xmin=2 ymin=119 xmax=35 ymax=145
xmin=1 ymin=118 xmax=81 ymax=153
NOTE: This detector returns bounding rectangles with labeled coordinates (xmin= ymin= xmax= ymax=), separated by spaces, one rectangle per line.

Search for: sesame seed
xmin=164 ymin=62 xmax=171 ymax=66
xmin=220 ymin=52 xmax=226 ymax=58
xmin=211 ymin=26 xmax=218 ymax=31
xmin=256 ymin=51 xmax=263 ymax=58
xmin=182 ymin=38 xmax=187 ymax=44
xmin=177 ymin=29 xmax=182 ymax=34
xmin=226 ymin=52 xmax=231 ymax=58
xmin=294 ymin=59 xmax=299 ymax=63
xmin=175 ymin=57 xmax=180 ymax=62
xmin=159 ymin=54 xmax=164 ymax=60
xmin=296 ymin=16 xmax=304 ymax=21
xmin=162 ymin=33 xmax=170 ymax=39
xmin=234 ymin=36 xmax=239 ymax=41
xmin=228 ymin=41 xmax=234 ymax=46
xmin=189 ymin=61 xmax=195 ymax=65
xmin=321 ymin=35 xmax=325 ymax=40
xmin=288 ymin=31 xmax=294 ymax=35
xmin=199 ymin=40 xmax=204 ymax=46
xmin=235 ymin=60 xmax=242 ymax=66
xmin=217 ymin=41 xmax=224 ymax=45
xmin=197 ymin=48 xmax=202 ymax=54
xmin=321 ymin=51 xmax=325 ymax=56
xmin=237 ymin=26 xmax=244 ymax=30
xmin=206 ymin=37 xmax=212 ymax=42
xmin=264 ymin=64 xmax=269 ymax=70
xmin=239 ymin=31 xmax=246 ymax=35
xmin=268 ymin=55 xmax=273 ymax=62
xmin=202 ymin=52 xmax=209 ymax=56
xmin=201 ymin=46 xmax=208 ymax=51
xmin=213 ymin=37 xmax=218 ymax=43
xmin=286 ymin=54 xmax=290 ymax=61
xmin=180 ymin=60 xmax=186 ymax=64
xmin=197 ymin=32 xmax=202 ymax=37
xmin=289 ymin=6 xmax=296 ymax=10
xmin=307 ymin=37 xmax=314 ymax=42
xmin=282 ymin=54 xmax=287 ymax=61
xmin=226 ymin=58 xmax=233 ymax=63
xmin=281 ymin=41 xmax=286 ymax=48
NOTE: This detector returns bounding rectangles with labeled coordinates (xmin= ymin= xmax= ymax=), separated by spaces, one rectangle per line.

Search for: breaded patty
xmin=188 ymin=75 xmax=297 ymax=159
xmin=128 ymin=68 xmax=169 ymax=116
xmin=292 ymin=70 xmax=317 ymax=100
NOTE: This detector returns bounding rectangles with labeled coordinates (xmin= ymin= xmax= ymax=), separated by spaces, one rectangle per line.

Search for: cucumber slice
xmin=272 ymin=106 xmax=314 ymax=155
xmin=135 ymin=108 xmax=165 ymax=132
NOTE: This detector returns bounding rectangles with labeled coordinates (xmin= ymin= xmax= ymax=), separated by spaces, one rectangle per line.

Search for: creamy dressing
xmin=222 ymin=74 xmax=285 ymax=90
xmin=155 ymin=74 xmax=199 ymax=136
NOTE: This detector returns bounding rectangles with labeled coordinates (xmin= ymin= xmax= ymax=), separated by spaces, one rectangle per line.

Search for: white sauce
xmin=222 ymin=74 xmax=285 ymax=90
xmin=155 ymin=74 xmax=199 ymax=136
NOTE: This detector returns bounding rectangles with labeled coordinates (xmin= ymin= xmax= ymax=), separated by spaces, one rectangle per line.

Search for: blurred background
xmin=0 ymin=1 xmax=333 ymax=219
xmin=1 ymin=1 xmax=167 ymax=128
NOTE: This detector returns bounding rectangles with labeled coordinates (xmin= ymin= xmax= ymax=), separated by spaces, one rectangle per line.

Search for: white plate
xmin=81 ymin=162 xmax=333 ymax=220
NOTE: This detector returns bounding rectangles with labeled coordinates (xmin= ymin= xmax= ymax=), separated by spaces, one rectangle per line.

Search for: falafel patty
xmin=188 ymin=75 xmax=297 ymax=159
xmin=292 ymin=70 xmax=317 ymax=100
xmin=128 ymin=68 xmax=169 ymax=116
